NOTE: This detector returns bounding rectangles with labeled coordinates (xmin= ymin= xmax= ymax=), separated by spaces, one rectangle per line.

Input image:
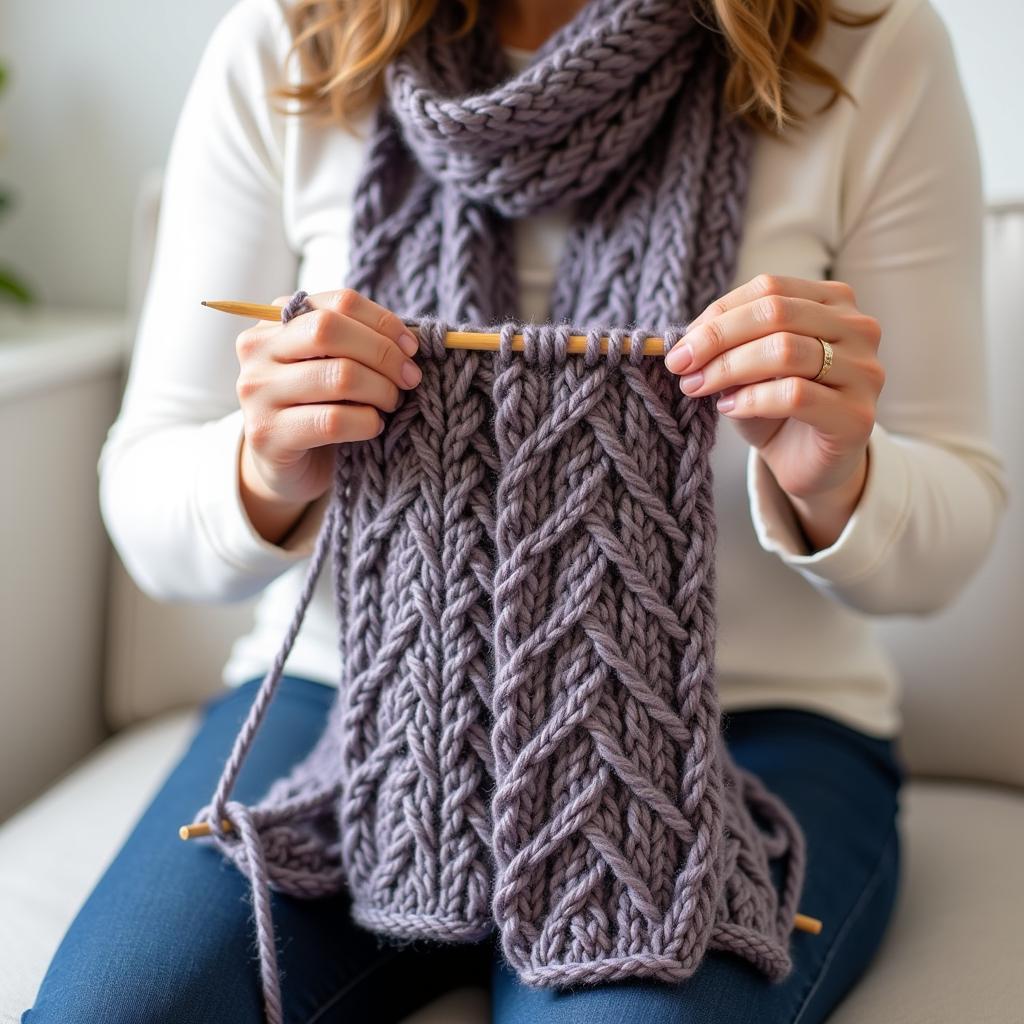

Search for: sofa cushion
xmin=0 ymin=710 xmax=485 ymax=1024
xmin=874 ymin=204 xmax=1024 ymax=790
xmin=0 ymin=711 xmax=198 ymax=1021
xmin=103 ymin=557 xmax=254 ymax=729
xmin=2 ymin=717 xmax=1022 ymax=1023
xmin=829 ymin=781 xmax=1024 ymax=1023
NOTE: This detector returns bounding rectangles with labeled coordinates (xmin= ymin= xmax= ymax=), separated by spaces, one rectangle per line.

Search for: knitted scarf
xmin=188 ymin=1 xmax=807 ymax=1020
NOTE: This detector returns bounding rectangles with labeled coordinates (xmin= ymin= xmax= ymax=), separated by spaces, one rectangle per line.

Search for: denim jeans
xmin=23 ymin=675 xmax=905 ymax=1023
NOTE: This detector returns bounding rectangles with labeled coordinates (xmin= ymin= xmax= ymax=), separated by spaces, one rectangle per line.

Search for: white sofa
xmin=1 ymin=176 xmax=1021 ymax=1022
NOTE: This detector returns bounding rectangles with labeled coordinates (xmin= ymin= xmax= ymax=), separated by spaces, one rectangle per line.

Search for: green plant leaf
xmin=0 ymin=268 xmax=34 ymax=305
xmin=0 ymin=64 xmax=30 ymax=301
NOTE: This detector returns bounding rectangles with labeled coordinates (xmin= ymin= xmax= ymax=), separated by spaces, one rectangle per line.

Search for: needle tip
xmin=793 ymin=913 xmax=823 ymax=935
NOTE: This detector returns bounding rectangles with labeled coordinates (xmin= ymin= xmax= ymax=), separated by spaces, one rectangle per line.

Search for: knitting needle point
xmin=792 ymin=913 xmax=823 ymax=935
xmin=178 ymin=819 xmax=234 ymax=841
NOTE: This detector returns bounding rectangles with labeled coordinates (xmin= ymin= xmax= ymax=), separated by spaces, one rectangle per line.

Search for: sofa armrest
xmin=0 ymin=309 xmax=129 ymax=821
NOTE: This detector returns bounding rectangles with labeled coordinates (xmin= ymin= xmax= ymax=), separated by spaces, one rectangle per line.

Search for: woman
xmin=24 ymin=0 xmax=1007 ymax=1021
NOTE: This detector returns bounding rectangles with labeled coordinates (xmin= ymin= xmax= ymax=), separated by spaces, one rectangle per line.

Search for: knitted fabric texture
xmin=189 ymin=2 xmax=806 ymax=1020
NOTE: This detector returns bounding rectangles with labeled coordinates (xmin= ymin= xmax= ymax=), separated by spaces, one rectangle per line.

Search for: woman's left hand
xmin=663 ymin=274 xmax=885 ymax=550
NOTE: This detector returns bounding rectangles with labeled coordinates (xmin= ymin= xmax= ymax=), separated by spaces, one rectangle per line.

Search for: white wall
xmin=0 ymin=0 xmax=234 ymax=311
xmin=930 ymin=0 xmax=1024 ymax=203
xmin=0 ymin=0 xmax=1020 ymax=312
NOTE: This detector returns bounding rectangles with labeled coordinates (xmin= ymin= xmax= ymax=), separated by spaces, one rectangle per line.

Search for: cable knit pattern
xmin=187 ymin=2 xmax=806 ymax=1019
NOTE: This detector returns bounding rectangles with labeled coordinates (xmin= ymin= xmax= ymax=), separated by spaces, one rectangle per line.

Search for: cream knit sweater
xmin=99 ymin=0 xmax=1008 ymax=738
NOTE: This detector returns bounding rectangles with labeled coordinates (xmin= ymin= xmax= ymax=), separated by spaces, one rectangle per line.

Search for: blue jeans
xmin=23 ymin=675 xmax=905 ymax=1023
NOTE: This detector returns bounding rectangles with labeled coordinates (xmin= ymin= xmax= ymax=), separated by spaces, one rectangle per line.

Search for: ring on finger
xmin=811 ymin=337 xmax=834 ymax=383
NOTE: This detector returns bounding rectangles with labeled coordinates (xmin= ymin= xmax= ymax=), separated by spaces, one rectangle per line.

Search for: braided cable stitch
xmin=186 ymin=1 xmax=807 ymax=1019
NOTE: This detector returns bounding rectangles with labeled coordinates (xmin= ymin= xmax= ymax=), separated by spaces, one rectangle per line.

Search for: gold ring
xmin=811 ymin=337 xmax=834 ymax=382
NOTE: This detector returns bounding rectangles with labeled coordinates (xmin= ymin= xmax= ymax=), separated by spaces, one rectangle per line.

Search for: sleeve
xmin=746 ymin=0 xmax=1010 ymax=616
xmin=98 ymin=0 xmax=328 ymax=604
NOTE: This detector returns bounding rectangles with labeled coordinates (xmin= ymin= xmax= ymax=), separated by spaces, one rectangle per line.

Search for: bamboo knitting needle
xmin=176 ymin=817 xmax=822 ymax=935
xmin=793 ymin=914 xmax=824 ymax=935
xmin=179 ymin=820 xmax=231 ymax=840
xmin=201 ymin=299 xmax=671 ymax=357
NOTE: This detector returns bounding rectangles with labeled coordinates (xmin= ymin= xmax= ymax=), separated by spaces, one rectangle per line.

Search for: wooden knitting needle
xmin=176 ymin=815 xmax=823 ymax=935
xmin=179 ymin=820 xmax=232 ymax=841
xmin=201 ymin=299 xmax=671 ymax=357
xmin=792 ymin=913 xmax=823 ymax=935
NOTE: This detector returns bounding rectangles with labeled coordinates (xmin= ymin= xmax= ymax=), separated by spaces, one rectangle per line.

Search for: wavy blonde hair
xmin=269 ymin=0 xmax=887 ymax=136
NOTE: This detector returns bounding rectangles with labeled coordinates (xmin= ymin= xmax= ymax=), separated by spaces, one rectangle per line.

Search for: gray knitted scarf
xmin=188 ymin=1 xmax=807 ymax=1020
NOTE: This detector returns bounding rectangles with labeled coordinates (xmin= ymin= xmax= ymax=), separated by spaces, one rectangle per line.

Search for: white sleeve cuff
xmin=746 ymin=420 xmax=913 ymax=588
xmin=192 ymin=408 xmax=329 ymax=582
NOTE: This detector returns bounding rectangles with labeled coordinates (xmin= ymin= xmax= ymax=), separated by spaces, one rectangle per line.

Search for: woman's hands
xmin=664 ymin=275 xmax=885 ymax=551
xmin=233 ymin=276 xmax=883 ymax=549
xmin=235 ymin=288 xmax=422 ymax=545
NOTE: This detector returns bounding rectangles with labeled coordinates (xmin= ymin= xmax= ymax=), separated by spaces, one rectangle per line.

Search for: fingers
xmin=238 ymin=288 xmax=423 ymax=395
xmin=305 ymin=288 xmax=419 ymax=357
xmin=716 ymin=375 xmax=875 ymax=438
xmin=282 ymin=309 xmax=422 ymax=390
xmin=686 ymin=274 xmax=856 ymax=331
xmin=678 ymin=332 xmax=832 ymax=398
xmin=251 ymin=356 xmax=402 ymax=413
xmin=666 ymin=293 xmax=881 ymax=386
xmin=252 ymin=402 xmax=385 ymax=453
xmin=667 ymin=294 xmax=871 ymax=375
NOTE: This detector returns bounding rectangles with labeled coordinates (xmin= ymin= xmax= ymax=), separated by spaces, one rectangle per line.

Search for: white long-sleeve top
xmin=99 ymin=0 xmax=1008 ymax=739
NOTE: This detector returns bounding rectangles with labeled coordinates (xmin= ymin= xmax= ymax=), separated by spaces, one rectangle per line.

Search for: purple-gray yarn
xmin=188 ymin=1 xmax=806 ymax=1019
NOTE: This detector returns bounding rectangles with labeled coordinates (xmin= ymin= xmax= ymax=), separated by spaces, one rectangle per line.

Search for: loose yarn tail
xmin=187 ymin=294 xmax=352 ymax=1024
xmin=191 ymin=487 xmax=338 ymax=1023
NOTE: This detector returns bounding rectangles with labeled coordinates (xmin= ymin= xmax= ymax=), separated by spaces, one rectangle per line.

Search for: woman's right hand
xmin=234 ymin=288 xmax=423 ymax=544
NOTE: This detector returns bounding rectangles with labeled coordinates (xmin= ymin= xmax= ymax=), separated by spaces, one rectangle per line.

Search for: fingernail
xmin=665 ymin=342 xmax=693 ymax=373
xmin=401 ymin=359 xmax=422 ymax=387
xmin=680 ymin=371 xmax=704 ymax=393
xmin=398 ymin=331 xmax=419 ymax=357
xmin=717 ymin=395 xmax=736 ymax=413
